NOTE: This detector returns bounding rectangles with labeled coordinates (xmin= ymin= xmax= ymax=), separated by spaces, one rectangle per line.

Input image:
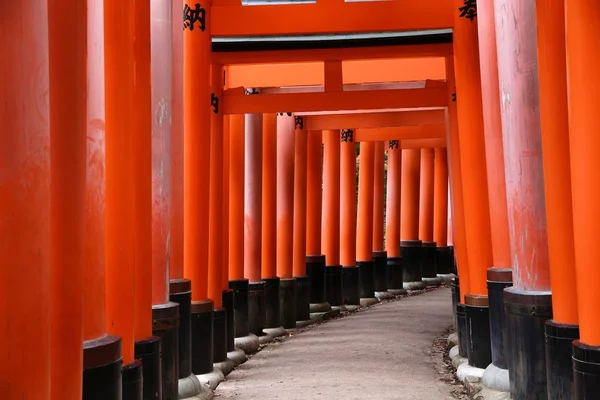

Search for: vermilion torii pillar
xmin=566 ymin=0 xmax=600 ymax=394
xmin=322 ymin=130 xmax=345 ymax=310
xmin=277 ymin=113 xmax=297 ymax=328
xmin=385 ymin=141 xmax=406 ymax=295
xmin=476 ymin=0 xmax=512 ymax=384
xmin=453 ymin=0 xmax=494 ymax=370
xmin=356 ymin=141 xmax=379 ymax=307
xmin=400 ymin=148 xmax=426 ymax=290
xmin=536 ymin=2 xmax=580 ymax=397
xmin=433 ymin=148 xmax=452 ymax=280
xmin=340 ymin=129 xmax=361 ymax=308
xmin=495 ymin=1 xmax=551 ymax=398
xmin=419 ymin=148 xmax=440 ymax=287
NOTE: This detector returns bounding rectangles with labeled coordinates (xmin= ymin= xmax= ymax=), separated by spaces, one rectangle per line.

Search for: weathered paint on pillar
xmin=418 ymin=148 xmax=435 ymax=243
xmin=340 ymin=130 xmax=357 ymax=267
xmin=433 ymin=148 xmax=448 ymax=247
xmin=293 ymin=119 xmax=308 ymax=276
xmin=372 ymin=142 xmax=385 ymax=251
xmin=357 ymin=141 xmax=375 ymax=262
xmin=151 ymin=0 xmax=173 ymax=305
xmin=105 ymin=0 xmax=136 ymax=364
xmin=495 ymin=0 xmax=550 ymax=291
xmin=262 ymin=114 xmax=278 ymax=278
xmin=307 ymin=130 xmax=323 ymax=256
xmin=400 ymin=149 xmax=420 ymax=241
xmin=245 ymin=112 xmax=263 ymax=283
xmin=222 ymin=115 xmax=231 ymax=288
xmin=0 ymin=3 xmax=51 ymax=395
xmin=229 ymin=115 xmax=245 ymax=281
xmin=277 ymin=114 xmax=295 ymax=279
xmin=566 ymin=0 xmax=600 ymax=345
xmin=386 ymin=141 xmax=402 ymax=257
xmin=49 ymin=0 xmax=87 ymax=395
xmin=323 ymin=130 xmax=341 ymax=266
xmin=536 ymin=0 xmax=578 ymax=325
xmin=453 ymin=1 xmax=493 ymax=296
xmin=183 ymin=0 xmax=211 ymax=301
xmin=208 ymin=65 xmax=224 ymax=307
xmin=476 ymin=0 xmax=511 ymax=270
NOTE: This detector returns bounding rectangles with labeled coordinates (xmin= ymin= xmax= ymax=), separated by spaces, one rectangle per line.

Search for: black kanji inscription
xmin=459 ymin=0 xmax=477 ymax=21
xmin=341 ymin=129 xmax=354 ymax=143
xmin=389 ymin=140 xmax=399 ymax=150
xmin=211 ymin=93 xmax=219 ymax=114
xmin=295 ymin=116 xmax=304 ymax=130
xmin=183 ymin=3 xmax=206 ymax=31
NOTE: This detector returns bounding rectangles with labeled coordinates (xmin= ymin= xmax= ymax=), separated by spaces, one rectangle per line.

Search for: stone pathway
xmin=216 ymin=288 xmax=455 ymax=400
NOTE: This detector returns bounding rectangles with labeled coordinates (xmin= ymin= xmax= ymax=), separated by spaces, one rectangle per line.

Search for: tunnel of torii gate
xmin=2 ymin=0 xmax=600 ymax=399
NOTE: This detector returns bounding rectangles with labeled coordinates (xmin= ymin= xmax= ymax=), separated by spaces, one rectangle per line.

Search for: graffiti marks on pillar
xmin=458 ymin=0 xmax=477 ymax=21
xmin=183 ymin=3 xmax=206 ymax=31
xmin=295 ymin=116 xmax=304 ymax=130
xmin=341 ymin=129 xmax=354 ymax=143
xmin=211 ymin=93 xmax=219 ymax=114
xmin=388 ymin=140 xmax=399 ymax=150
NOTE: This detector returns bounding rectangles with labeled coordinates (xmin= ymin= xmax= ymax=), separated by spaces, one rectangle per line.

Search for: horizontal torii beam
xmin=353 ymin=125 xmax=445 ymax=142
xmin=400 ymin=138 xmax=446 ymax=149
xmin=211 ymin=0 xmax=454 ymax=36
xmin=222 ymin=86 xmax=447 ymax=114
xmin=303 ymin=110 xmax=445 ymax=130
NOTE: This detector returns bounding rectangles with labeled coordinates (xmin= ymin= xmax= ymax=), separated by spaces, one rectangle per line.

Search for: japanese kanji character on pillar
xmin=341 ymin=129 xmax=354 ymax=143
xmin=388 ymin=140 xmax=399 ymax=150
xmin=458 ymin=0 xmax=477 ymax=21
xmin=211 ymin=93 xmax=219 ymax=114
xmin=183 ymin=3 xmax=206 ymax=31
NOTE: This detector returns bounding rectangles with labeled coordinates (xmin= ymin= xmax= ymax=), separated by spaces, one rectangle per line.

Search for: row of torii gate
xmin=2 ymin=0 xmax=600 ymax=400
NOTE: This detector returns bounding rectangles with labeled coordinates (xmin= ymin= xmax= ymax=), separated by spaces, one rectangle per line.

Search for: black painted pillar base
xmin=152 ymin=302 xmax=180 ymax=400
xmin=169 ymin=279 xmax=192 ymax=379
xmin=213 ymin=308 xmax=228 ymax=364
xmin=504 ymin=287 xmax=552 ymax=400
xmin=122 ymin=360 xmax=143 ymax=400
xmin=545 ymin=321 xmax=579 ymax=399
xmin=325 ymin=265 xmax=344 ymax=307
xmin=307 ymin=255 xmax=331 ymax=313
xmin=342 ymin=266 xmax=360 ymax=306
xmin=373 ymin=251 xmax=393 ymax=299
xmin=487 ymin=268 xmax=512 ymax=370
xmin=295 ymin=275 xmax=311 ymax=322
xmin=134 ymin=336 xmax=161 ymax=400
xmin=573 ymin=340 xmax=600 ymax=399
xmin=191 ymin=300 xmax=214 ymax=375
xmin=451 ymin=276 xmax=460 ymax=332
xmin=222 ymin=289 xmax=235 ymax=353
xmin=436 ymin=246 xmax=454 ymax=275
xmin=400 ymin=240 xmax=426 ymax=290
xmin=83 ymin=334 xmax=122 ymax=400
xmin=228 ymin=279 xmax=250 ymax=338
xmin=465 ymin=294 xmax=492 ymax=369
xmin=357 ymin=260 xmax=378 ymax=306
xmin=263 ymin=277 xmax=281 ymax=328
xmin=386 ymin=257 xmax=406 ymax=295
xmin=456 ymin=303 xmax=469 ymax=358
xmin=421 ymin=241 xmax=441 ymax=286
xmin=280 ymin=278 xmax=297 ymax=329
xmin=248 ymin=281 xmax=266 ymax=336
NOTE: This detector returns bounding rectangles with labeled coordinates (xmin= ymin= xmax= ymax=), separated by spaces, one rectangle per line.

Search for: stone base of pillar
xmin=309 ymin=302 xmax=332 ymax=313
xmin=279 ymin=278 xmax=297 ymax=329
xmin=263 ymin=277 xmax=281 ymax=329
xmin=233 ymin=334 xmax=259 ymax=354
xmin=487 ymin=268 xmax=512 ymax=372
xmin=403 ymin=281 xmax=426 ymax=290
xmin=228 ymin=279 xmax=250 ymax=339
xmin=357 ymin=260 xmax=378 ymax=306
xmin=451 ymin=276 xmax=460 ymax=332
xmin=178 ymin=374 xmax=213 ymax=400
xmin=482 ymin=363 xmax=510 ymax=393
xmin=375 ymin=291 xmax=395 ymax=300
xmin=170 ymin=279 xmax=193 ymax=379
xmin=421 ymin=241 xmax=438 ymax=283
xmin=152 ymin=301 xmax=180 ymax=400
xmin=214 ymin=358 xmax=234 ymax=377
xmin=325 ymin=265 xmax=344 ymax=307
xmin=263 ymin=326 xmax=287 ymax=339
xmin=545 ymin=321 xmax=579 ymax=399
xmin=191 ymin=300 xmax=214 ymax=376
xmin=122 ymin=359 xmax=143 ymax=400
xmin=248 ymin=281 xmax=266 ymax=337
xmin=386 ymin=257 xmax=405 ymax=294
xmin=422 ymin=277 xmax=442 ymax=287
xmin=227 ymin=348 xmax=247 ymax=367
xmin=222 ymin=289 xmax=235 ymax=354
xmin=83 ymin=334 xmax=122 ymax=400
xmin=197 ymin=367 xmax=225 ymax=391
xmin=295 ymin=275 xmax=311 ymax=324
xmin=212 ymin=308 xmax=228 ymax=365
xmin=310 ymin=308 xmax=341 ymax=321
xmin=307 ymin=255 xmax=328 ymax=310
xmin=505 ymin=287 xmax=552 ymax=400
xmin=436 ymin=246 xmax=454 ymax=275
xmin=456 ymin=303 xmax=469 ymax=358
xmin=465 ymin=295 xmax=492 ymax=369
xmin=134 ymin=336 xmax=161 ymax=400
xmin=401 ymin=240 xmax=424 ymax=289
xmin=342 ymin=266 xmax=360 ymax=306
xmin=437 ymin=273 xmax=455 ymax=283
xmin=573 ymin=340 xmax=600 ymax=399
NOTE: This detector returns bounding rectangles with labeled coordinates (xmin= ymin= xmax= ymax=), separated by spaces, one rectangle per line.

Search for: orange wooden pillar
xmin=372 ymin=142 xmax=393 ymax=299
xmin=293 ymin=118 xmax=311 ymax=321
xmin=0 ymin=3 xmax=51 ymax=397
xmin=340 ymin=130 xmax=360 ymax=306
xmin=277 ymin=113 xmax=297 ymax=328
xmin=183 ymin=0 xmax=214 ymax=376
xmin=433 ymin=148 xmax=453 ymax=278
xmin=83 ymin=5 xmax=123 ymax=395
xmin=453 ymin=0 xmax=494 ymax=369
xmin=306 ymin=130 xmax=330 ymax=311
xmin=419 ymin=148 xmax=439 ymax=286
xmin=104 ymin=0 xmax=143 ymax=394
xmin=400 ymin=148 xmax=425 ymax=290
xmin=385 ymin=141 xmax=406 ymax=295
xmin=322 ymin=130 xmax=344 ymax=308
xmin=565 ymin=0 xmax=600 ymax=393
xmin=494 ymin=1 xmax=551 ymax=396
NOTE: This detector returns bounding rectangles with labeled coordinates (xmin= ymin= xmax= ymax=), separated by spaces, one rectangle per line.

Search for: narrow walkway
xmin=216 ymin=288 xmax=454 ymax=400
